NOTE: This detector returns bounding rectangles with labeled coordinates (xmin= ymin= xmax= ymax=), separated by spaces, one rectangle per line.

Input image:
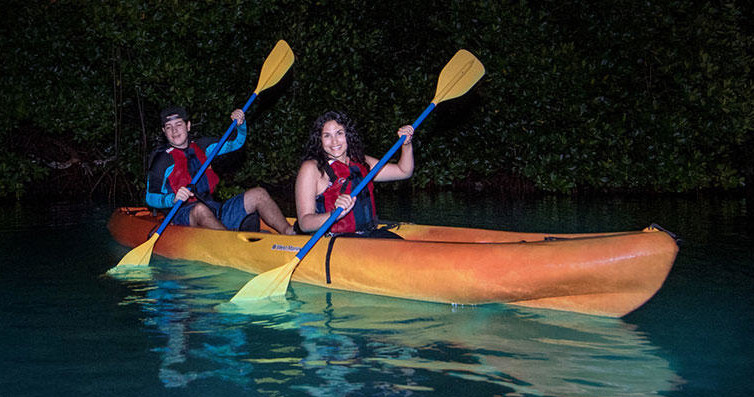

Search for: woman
xmin=295 ymin=111 xmax=414 ymax=236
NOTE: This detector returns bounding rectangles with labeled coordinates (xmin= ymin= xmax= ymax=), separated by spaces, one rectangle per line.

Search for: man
xmin=146 ymin=105 xmax=294 ymax=234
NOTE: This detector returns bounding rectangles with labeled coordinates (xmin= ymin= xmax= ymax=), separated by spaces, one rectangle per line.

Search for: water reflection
xmin=115 ymin=259 xmax=683 ymax=396
xmin=279 ymin=288 xmax=683 ymax=396
xmin=116 ymin=262 xmax=256 ymax=390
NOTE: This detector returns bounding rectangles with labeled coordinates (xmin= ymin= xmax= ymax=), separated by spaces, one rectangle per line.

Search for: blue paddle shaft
xmin=295 ymin=102 xmax=437 ymax=260
xmin=154 ymin=92 xmax=259 ymax=236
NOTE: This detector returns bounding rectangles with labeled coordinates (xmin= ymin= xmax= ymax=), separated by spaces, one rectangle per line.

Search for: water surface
xmin=0 ymin=193 xmax=751 ymax=396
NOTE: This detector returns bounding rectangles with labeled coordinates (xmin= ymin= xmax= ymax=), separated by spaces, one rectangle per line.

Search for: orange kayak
xmin=107 ymin=207 xmax=678 ymax=317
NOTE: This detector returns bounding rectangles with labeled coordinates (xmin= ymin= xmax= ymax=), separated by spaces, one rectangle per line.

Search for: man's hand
xmin=174 ymin=186 xmax=194 ymax=203
xmin=231 ymin=109 xmax=245 ymax=126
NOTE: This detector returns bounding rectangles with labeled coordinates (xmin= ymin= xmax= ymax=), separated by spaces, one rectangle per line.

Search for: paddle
xmin=110 ymin=40 xmax=294 ymax=269
xmin=230 ymin=49 xmax=485 ymax=302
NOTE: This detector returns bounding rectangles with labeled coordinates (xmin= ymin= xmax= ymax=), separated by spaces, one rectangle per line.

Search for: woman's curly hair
xmin=303 ymin=110 xmax=367 ymax=173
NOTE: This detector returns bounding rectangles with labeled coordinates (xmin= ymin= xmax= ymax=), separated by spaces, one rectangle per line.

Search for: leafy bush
xmin=0 ymin=0 xmax=751 ymax=201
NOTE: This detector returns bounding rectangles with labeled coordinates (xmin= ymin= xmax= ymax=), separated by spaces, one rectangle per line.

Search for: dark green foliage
xmin=1 ymin=0 xmax=751 ymax=201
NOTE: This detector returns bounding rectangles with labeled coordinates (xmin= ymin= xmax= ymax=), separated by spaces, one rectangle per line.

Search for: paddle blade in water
xmin=432 ymin=49 xmax=485 ymax=104
xmin=229 ymin=257 xmax=300 ymax=302
xmin=106 ymin=263 xmax=154 ymax=281
xmin=254 ymin=40 xmax=295 ymax=94
xmin=114 ymin=232 xmax=160 ymax=267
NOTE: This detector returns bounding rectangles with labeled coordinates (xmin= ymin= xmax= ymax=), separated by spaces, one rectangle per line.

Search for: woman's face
xmin=321 ymin=120 xmax=348 ymax=161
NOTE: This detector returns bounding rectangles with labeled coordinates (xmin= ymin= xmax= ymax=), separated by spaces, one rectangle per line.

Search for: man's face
xmin=162 ymin=116 xmax=191 ymax=149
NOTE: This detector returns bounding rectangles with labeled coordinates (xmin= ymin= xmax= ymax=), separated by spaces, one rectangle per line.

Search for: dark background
xmin=1 ymin=0 xmax=751 ymax=204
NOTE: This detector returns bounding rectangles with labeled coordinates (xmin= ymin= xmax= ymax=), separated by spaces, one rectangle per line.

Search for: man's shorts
xmin=173 ymin=193 xmax=256 ymax=231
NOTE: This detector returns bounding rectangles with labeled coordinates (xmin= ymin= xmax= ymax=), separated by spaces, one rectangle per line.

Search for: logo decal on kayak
xmin=272 ymin=244 xmax=301 ymax=252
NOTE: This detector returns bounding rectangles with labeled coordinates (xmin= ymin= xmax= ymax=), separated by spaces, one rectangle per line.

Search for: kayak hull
xmin=108 ymin=207 xmax=678 ymax=317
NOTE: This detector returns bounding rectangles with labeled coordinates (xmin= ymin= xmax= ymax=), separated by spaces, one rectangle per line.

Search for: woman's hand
xmin=333 ymin=194 xmax=356 ymax=219
xmin=397 ymin=125 xmax=414 ymax=145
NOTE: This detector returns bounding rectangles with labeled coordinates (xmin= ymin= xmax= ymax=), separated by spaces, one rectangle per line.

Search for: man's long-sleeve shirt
xmin=146 ymin=123 xmax=247 ymax=208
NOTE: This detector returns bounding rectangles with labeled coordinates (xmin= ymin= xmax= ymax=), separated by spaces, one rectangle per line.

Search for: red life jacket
xmin=166 ymin=142 xmax=220 ymax=202
xmin=316 ymin=159 xmax=377 ymax=233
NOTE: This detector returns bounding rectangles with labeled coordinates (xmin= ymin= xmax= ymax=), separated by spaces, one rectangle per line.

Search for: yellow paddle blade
xmin=432 ymin=49 xmax=485 ymax=104
xmin=115 ymin=232 xmax=160 ymax=267
xmin=229 ymin=257 xmax=301 ymax=302
xmin=254 ymin=40 xmax=295 ymax=94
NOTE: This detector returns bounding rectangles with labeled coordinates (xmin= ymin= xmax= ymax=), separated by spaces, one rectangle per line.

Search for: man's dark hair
xmin=160 ymin=106 xmax=188 ymax=127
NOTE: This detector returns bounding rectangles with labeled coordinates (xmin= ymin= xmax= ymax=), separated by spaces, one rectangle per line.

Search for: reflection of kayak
xmin=118 ymin=262 xmax=683 ymax=396
xmin=108 ymin=207 xmax=678 ymax=317
xmin=270 ymin=288 xmax=684 ymax=397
